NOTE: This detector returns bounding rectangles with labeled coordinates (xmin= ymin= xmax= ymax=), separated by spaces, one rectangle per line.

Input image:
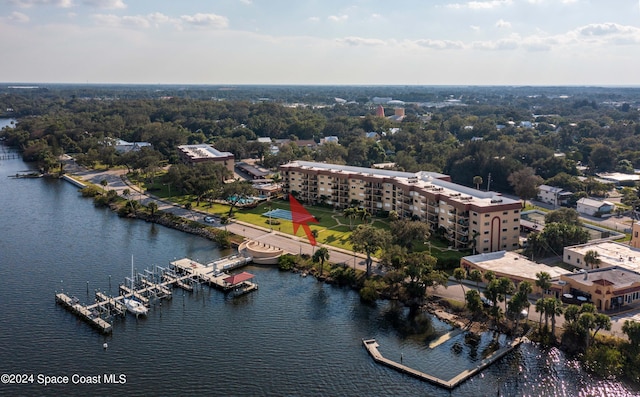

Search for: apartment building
xmin=177 ymin=144 xmax=235 ymax=173
xmin=280 ymin=161 xmax=522 ymax=253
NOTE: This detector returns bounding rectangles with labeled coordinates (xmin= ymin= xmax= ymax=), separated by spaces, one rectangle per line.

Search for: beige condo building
xmin=280 ymin=161 xmax=522 ymax=253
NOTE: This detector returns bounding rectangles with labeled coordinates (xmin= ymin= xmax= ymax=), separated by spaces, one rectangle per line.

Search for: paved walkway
xmin=64 ymin=162 xmax=378 ymax=274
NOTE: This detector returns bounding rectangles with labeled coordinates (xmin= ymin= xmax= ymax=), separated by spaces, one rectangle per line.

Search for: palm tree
xmin=453 ymin=267 xmax=467 ymax=297
xmin=545 ymin=297 xmax=563 ymax=338
xmin=343 ymin=207 xmax=357 ymax=230
xmin=147 ymin=201 xmax=158 ymax=217
xmin=535 ymin=271 xmax=552 ymax=297
xmin=535 ymin=298 xmax=545 ymax=332
xmin=469 ymin=269 xmax=483 ymax=290
xmin=312 ymin=247 xmax=330 ymax=276
xmin=100 ymin=178 xmax=108 ymax=193
xmin=584 ymin=250 xmax=601 ymax=269
xmin=473 ymin=175 xmax=483 ymax=190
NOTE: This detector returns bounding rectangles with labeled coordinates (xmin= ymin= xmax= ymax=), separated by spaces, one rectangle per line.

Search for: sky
xmin=1 ymin=0 xmax=640 ymax=85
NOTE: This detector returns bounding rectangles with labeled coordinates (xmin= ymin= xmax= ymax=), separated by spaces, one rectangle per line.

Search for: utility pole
xmin=486 ymin=173 xmax=492 ymax=192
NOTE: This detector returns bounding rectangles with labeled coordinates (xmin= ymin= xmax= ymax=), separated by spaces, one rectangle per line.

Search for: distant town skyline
xmin=1 ymin=0 xmax=639 ymax=86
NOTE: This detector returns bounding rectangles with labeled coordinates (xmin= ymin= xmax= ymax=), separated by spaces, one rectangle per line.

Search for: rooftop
xmin=563 ymin=266 xmax=640 ymax=288
xmin=463 ymin=251 xmax=568 ymax=280
xmin=178 ymin=144 xmax=233 ymax=159
xmin=282 ymin=160 xmax=521 ymax=208
xmin=565 ymin=241 xmax=640 ymax=273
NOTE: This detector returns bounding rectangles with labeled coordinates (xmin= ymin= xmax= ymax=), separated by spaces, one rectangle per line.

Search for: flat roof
xmin=282 ymin=160 xmax=521 ymax=208
xmin=563 ymin=266 xmax=640 ymax=289
xmin=463 ymin=251 xmax=568 ymax=280
xmin=565 ymin=241 xmax=640 ymax=273
xmin=178 ymin=144 xmax=233 ymax=159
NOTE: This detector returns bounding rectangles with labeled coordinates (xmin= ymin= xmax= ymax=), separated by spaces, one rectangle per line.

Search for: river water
xmin=0 ymin=119 xmax=638 ymax=396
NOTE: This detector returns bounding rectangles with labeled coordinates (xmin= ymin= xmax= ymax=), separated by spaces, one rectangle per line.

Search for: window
xmin=513 ymin=227 xmax=519 ymax=230
xmin=484 ymin=222 xmax=489 ymax=226
xmin=502 ymin=228 xmax=507 ymax=232
xmin=473 ymin=221 xmax=477 ymax=225
xmin=483 ymin=239 xmax=489 ymax=243
xmin=502 ymin=220 xmax=508 ymax=224
xmin=514 ymin=209 xmax=519 ymax=213
xmin=484 ymin=231 xmax=489 ymax=235
xmin=514 ymin=218 xmax=519 ymax=222
xmin=485 ymin=214 xmax=490 ymax=217
xmin=567 ymin=255 xmax=571 ymax=260
xmin=577 ymin=258 xmax=581 ymax=264
xmin=503 ymin=211 xmax=508 ymax=215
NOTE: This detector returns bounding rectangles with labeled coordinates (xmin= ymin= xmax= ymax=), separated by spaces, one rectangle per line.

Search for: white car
xmin=204 ymin=216 xmax=216 ymax=223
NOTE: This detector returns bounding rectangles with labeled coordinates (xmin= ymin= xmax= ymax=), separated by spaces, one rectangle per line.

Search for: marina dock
xmin=55 ymin=254 xmax=256 ymax=334
xmin=362 ymin=336 xmax=524 ymax=390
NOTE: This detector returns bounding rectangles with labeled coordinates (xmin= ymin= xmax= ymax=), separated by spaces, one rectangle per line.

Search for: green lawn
xmin=132 ymin=174 xmax=466 ymax=262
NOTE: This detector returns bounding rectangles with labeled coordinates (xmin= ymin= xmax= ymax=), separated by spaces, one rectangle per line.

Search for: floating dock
xmin=55 ymin=254 xmax=256 ymax=334
xmin=362 ymin=336 xmax=524 ymax=390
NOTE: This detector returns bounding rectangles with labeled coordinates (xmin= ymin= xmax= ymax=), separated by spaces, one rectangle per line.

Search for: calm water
xmin=0 ymin=130 xmax=638 ymax=396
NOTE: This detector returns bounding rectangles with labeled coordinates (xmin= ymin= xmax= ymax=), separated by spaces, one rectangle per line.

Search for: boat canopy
xmin=223 ymin=272 xmax=254 ymax=286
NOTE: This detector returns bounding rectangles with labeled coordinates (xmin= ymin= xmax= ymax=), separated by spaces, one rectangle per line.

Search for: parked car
xmin=204 ymin=216 xmax=216 ymax=223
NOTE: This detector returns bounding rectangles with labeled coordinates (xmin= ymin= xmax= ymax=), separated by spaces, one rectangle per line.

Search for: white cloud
xmin=448 ymin=0 xmax=513 ymax=10
xmin=415 ymin=39 xmax=465 ymax=50
xmin=337 ymin=36 xmax=385 ymax=46
xmin=3 ymin=11 xmax=30 ymax=22
xmin=90 ymin=12 xmax=172 ymax=29
xmin=180 ymin=13 xmax=229 ymax=28
xmin=495 ymin=19 xmax=511 ymax=28
xmin=328 ymin=14 xmax=348 ymax=23
xmin=472 ymin=37 xmax=519 ymax=50
xmin=9 ymin=0 xmax=72 ymax=8
xmin=82 ymin=0 xmax=126 ymax=9
xmin=307 ymin=16 xmax=320 ymax=23
xmin=571 ymin=23 xmax=640 ymax=45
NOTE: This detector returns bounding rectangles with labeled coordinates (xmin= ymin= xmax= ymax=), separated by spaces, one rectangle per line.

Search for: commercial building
xmin=177 ymin=144 xmax=235 ymax=173
xmin=559 ymin=266 xmax=640 ymax=311
xmin=460 ymin=251 xmax=568 ymax=295
xmin=280 ymin=161 xmax=522 ymax=253
xmin=563 ymin=241 xmax=640 ymax=273
xmin=537 ymin=184 xmax=572 ymax=207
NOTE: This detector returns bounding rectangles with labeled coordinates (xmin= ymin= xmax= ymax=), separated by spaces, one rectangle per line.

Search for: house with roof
xmin=114 ymin=139 xmax=151 ymax=153
xmin=576 ymin=197 xmax=614 ymax=216
xmin=320 ymin=136 xmax=339 ymax=145
xmin=559 ymin=266 xmax=640 ymax=311
xmin=460 ymin=251 xmax=568 ymax=295
xmin=537 ymin=185 xmax=572 ymax=207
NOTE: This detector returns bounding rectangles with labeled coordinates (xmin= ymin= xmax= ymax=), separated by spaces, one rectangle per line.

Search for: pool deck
xmin=362 ymin=336 xmax=525 ymax=390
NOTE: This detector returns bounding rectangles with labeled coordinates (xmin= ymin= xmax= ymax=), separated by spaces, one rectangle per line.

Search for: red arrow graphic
xmin=289 ymin=194 xmax=319 ymax=246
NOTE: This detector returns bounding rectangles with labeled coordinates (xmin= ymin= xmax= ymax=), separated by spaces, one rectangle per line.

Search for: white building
xmin=576 ymin=198 xmax=614 ymax=216
xmin=537 ymin=185 xmax=572 ymax=207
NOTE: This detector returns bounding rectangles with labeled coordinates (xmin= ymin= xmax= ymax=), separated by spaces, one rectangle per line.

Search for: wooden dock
xmin=362 ymin=336 xmax=524 ymax=390
xmin=55 ymin=254 xmax=256 ymax=334
xmin=55 ymin=293 xmax=112 ymax=334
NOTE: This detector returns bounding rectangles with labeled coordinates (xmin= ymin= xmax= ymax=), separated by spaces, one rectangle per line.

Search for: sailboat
xmin=123 ymin=255 xmax=148 ymax=316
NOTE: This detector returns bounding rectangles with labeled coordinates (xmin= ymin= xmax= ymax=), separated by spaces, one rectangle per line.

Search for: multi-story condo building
xmin=280 ymin=161 xmax=522 ymax=253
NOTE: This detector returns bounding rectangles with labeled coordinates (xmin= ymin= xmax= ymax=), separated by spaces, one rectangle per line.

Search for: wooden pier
xmin=55 ymin=254 xmax=257 ymax=334
xmin=55 ymin=293 xmax=113 ymax=334
xmin=362 ymin=336 xmax=525 ymax=390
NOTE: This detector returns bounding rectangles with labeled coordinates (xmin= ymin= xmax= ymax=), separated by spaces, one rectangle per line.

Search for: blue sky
xmin=1 ymin=0 xmax=640 ymax=85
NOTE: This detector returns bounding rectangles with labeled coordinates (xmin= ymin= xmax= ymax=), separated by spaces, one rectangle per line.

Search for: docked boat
xmin=125 ymin=255 xmax=148 ymax=316
xmin=124 ymin=297 xmax=148 ymax=316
